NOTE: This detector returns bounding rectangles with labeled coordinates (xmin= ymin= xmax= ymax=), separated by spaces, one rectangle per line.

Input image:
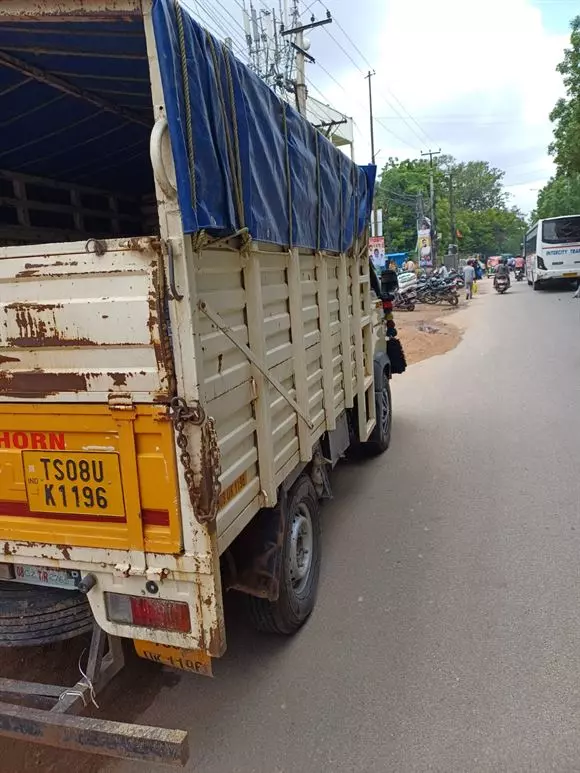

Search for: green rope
xmin=281 ymin=101 xmax=293 ymax=248
xmin=314 ymin=130 xmax=321 ymax=252
xmin=223 ymin=46 xmax=245 ymax=228
xmin=206 ymin=33 xmax=245 ymax=231
xmin=338 ymin=152 xmax=344 ymax=253
xmin=174 ymin=0 xmax=196 ymax=210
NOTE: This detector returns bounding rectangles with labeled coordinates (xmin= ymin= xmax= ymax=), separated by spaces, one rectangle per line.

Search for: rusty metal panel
xmin=0 ymin=238 xmax=170 ymax=403
xmin=0 ymin=701 xmax=188 ymax=765
xmin=0 ymin=0 xmax=142 ymax=19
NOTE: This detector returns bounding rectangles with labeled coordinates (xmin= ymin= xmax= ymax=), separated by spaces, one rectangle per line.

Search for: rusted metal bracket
xmin=0 ymin=625 xmax=189 ymax=766
xmin=198 ymin=299 xmax=314 ymax=429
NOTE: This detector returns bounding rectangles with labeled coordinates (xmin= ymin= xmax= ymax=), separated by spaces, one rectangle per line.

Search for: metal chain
xmin=170 ymin=397 xmax=222 ymax=524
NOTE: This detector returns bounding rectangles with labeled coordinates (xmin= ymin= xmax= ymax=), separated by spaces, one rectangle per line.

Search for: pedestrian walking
xmin=463 ymin=260 xmax=476 ymax=300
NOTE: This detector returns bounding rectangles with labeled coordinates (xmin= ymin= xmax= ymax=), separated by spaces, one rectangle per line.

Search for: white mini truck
xmin=0 ymin=0 xmax=397 ymax=763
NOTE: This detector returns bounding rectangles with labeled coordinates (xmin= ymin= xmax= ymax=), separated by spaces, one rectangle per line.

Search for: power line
xmin=313 ymin=59 xmax=419 ymax=151
xmin=318 ymin=25 xmax=431 ymax=149
xmin=184 ymin=0 xmax=249 ymax=59
xmin=314 ymin=0 xmax=436 ymax=147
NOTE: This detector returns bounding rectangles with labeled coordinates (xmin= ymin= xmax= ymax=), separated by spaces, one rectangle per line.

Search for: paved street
xmin=6 ymin=280 xmax=580 ymax=773
xmin=104 ymin=281 xmax=580 ymax=773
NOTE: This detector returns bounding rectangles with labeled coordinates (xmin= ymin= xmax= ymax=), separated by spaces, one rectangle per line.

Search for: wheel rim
xmin=288 ymin=504 xmax=314 ymax=594
xmin=381 ymin=383 xmax=391 ymax=436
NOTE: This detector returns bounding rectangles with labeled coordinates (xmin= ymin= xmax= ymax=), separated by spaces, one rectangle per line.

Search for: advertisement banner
xmin=417 ymin=216 xmax=432 ymax=268
xmin=369 ymin=236 xmax=385 ymax=272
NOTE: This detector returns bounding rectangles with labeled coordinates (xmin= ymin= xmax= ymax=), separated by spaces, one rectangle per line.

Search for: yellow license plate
xmin=22 ymin=451 xmax=125 ymax=518
xmin=563 ymin=272 xmax=578 ymax=277
xmin=134 ymin=640 xmax=213 ymax=676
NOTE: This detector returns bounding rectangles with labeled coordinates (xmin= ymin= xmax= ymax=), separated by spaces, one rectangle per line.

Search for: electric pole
xmin=448 ymin=172 xmax=456 ymax=257
xmin=365 ymin=70 xmax=376 ymax=164
xmin=280 ymin=4 xmax=332 ymax=116
xmin=365 ymin=69 xmax=379 ymax=237
xmin=421 ymin=148 xmax=441 ymax=265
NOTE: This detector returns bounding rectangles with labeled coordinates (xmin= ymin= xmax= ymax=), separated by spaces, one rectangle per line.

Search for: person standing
xmin=463 ymin=260 xmax=476 ymax=300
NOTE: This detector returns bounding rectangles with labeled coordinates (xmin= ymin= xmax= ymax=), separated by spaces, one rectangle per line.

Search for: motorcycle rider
xmin=494 ymin=257 xmax=511 ymax=289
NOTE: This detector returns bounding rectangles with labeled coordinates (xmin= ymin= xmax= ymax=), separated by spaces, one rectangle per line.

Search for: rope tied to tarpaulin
xmin=174 ymin=0 xmax=197 ymax=212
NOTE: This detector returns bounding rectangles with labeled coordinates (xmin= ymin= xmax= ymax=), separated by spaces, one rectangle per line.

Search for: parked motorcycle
xmin=416 ymin=276 xmax=459 ymax=306
xmin=495 ymin=275 xmax=509 ymax=294
xmin=394 ymin=271 xmax=417 ymax=311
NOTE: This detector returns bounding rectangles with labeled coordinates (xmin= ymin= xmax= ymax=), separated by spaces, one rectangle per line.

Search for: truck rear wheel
xmin=247 ymin=476 xmax=321 ymax=634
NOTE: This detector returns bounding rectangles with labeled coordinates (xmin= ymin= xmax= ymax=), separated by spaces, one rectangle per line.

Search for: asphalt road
xmin=6 ymin=279 xmax=580 ymax=773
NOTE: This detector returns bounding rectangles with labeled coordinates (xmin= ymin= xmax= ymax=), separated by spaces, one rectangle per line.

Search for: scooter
xmin=394 ymin=271 xmax=417 ymax=311
xmin=495 ymin=275 xmax=509 ymax=294
xmin=515 ymin=267 xmax=524 ymax=282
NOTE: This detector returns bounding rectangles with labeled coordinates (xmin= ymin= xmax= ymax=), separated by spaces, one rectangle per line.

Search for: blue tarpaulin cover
xmin=152 ymin=0 xmax=375 ymax=252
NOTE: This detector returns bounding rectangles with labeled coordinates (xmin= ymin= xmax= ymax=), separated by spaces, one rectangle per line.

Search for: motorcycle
xmin=515 ymin=267 xmax=524 ymax=282
xmin=393 ymin=271 xmax=417 ymax=311
xmin=495 ymin=275 xmax=509 ymax=294
xmin=416 ymin=276 xmax=459 ymax=306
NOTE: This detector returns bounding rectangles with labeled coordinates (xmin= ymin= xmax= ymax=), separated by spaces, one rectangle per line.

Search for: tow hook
xmin=78 ymin=573 xmax=97 ymax=594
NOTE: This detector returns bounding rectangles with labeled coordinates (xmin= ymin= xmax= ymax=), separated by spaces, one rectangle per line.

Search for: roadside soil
xmin=396 ymin=278 xmax=489 ymax=365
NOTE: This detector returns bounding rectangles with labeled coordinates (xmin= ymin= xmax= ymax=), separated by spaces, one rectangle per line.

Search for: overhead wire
xmin=313 ymin=59 xmax=419 ymax=151
xmin=183 ymin=0 xmax=249 ymax=60
xmin=313 ymin=0 xmax=436 ymax=148
xmin=318 ymin=23 xmax=431 ymax=150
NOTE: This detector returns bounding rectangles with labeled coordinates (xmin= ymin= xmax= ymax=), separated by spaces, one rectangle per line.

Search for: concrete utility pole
xmin=365 ymin=70 xmax=376 ymax=164
xmin=294 ymin=26 xmax=308 ymax=116
xmin=448 ymin=172 xmax=456 ymax=253
xmin=365 ymin=69 xmax=379 ymax=237
xmin=281 ymin=3 xmax=332 ymax=116
xmin=421 ymin=148 xmax=441 ymax=265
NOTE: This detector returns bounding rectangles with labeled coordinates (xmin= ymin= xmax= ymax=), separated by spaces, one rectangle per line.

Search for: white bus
xmin=525 ymin=215 xmax=580 ymax=290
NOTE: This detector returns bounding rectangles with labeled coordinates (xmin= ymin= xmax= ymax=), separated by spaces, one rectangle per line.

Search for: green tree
xmin=375 ymin=157 xmax=431 ymax=253
xmin=549 ymin=16 xmax=580 ymax=175
xmin=449 ymin=160 xmax=507 ymax=211
xmin=456 ymin=207 xmax=526 ymax=256
xmin=533 ymin=174 xmax=580 ymax=220
xmin=375 ymin=155 xmax=523 ymax=257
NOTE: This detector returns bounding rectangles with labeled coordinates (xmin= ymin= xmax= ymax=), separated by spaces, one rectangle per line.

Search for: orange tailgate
xmin=0 ymin=404 xmax=182 ymax=554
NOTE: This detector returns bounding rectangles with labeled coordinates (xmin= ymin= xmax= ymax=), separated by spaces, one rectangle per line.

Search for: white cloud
xmin=306 ymin=0 xmax=568 ymax=213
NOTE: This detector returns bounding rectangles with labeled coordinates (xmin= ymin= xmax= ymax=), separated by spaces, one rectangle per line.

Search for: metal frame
xmin=0 ymin=625 xmax=189 ymax=765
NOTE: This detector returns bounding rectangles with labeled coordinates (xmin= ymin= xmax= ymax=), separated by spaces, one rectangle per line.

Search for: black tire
xmin=533 ymin=279 xmax=541 ymax=291
xmin=0 ymin=581 xmax=93 ymax=647
xmin=446 ymin=293 xmax=459 ymax=306
xmin=247 ymin=476 xmax=321 ymax=634
xmin=364 ymin=369 xmax=392 ymax=455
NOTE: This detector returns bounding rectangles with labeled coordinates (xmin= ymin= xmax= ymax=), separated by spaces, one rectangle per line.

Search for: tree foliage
xmin=375 ymin=155 xmax=525 ymax=257
xmin=549 ymin=16 xmax=580 ymax=175
xmin=533 ymin=174 xmax=580 ymax=221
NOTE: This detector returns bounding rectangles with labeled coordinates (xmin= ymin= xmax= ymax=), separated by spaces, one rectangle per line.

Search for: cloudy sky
xmin=185 ymin=0 xmax=576 ymax=214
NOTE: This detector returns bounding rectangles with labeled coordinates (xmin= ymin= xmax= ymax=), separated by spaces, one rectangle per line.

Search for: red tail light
xmin=105 ymin=592 xmax=191 ymax=633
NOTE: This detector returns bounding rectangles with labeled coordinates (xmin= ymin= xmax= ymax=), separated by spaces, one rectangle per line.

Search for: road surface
xmin=6 ymin=280 xmax=580 ymax=772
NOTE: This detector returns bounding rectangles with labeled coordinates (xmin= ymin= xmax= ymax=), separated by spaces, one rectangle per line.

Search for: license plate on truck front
xmin=22 ymin=451 xmax=125 ymax=518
